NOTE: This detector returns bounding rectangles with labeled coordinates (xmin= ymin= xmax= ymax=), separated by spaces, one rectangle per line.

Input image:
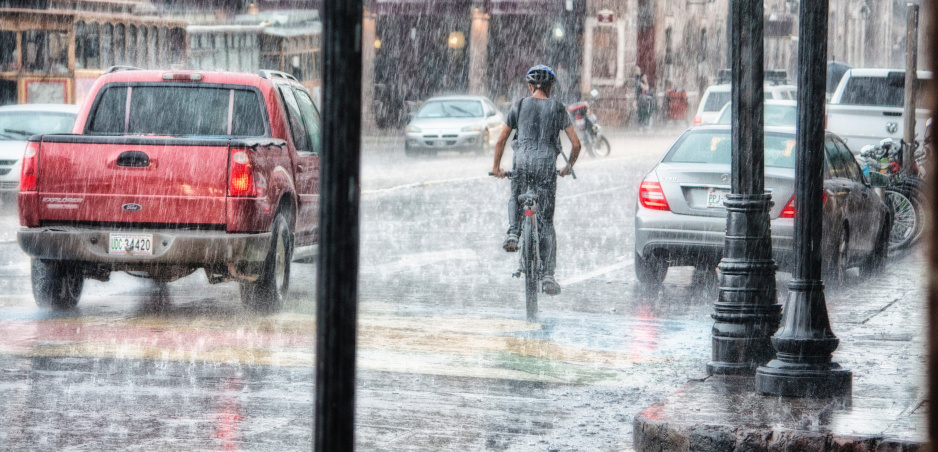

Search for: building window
xmin=76 ymin=22 xmax=101 ymax=70
xmin=114 ymin=24 xmax=125 ymax=65
xmin=102 ymin=23 xmax=114 ymax=67
xmin=0 ymin=31 xmax=16 ymax=72
xmin=23 ymin=30 xmax=68 ymax=74
xmin=127 ymin=25 xmax=137 ymax=67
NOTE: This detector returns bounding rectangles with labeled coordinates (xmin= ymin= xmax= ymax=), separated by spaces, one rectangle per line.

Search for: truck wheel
xmin=32 ymin=259 xmax=83 ymax=309
xmin=240 ymin=212 xmax=293 ymax=312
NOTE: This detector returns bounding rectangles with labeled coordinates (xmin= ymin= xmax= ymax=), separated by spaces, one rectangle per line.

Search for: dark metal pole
xmin=756 ymin=0 xmax=851 ymax=398
xmin=926 ymin=0 xmax=938 ymax=442
xmin=707 ymin=0 xmax=780 ymax=376
xmin=902 ymin=3 xmax=919 ymax=177
xmin=316 ymin=0 xmax=362 ymax=449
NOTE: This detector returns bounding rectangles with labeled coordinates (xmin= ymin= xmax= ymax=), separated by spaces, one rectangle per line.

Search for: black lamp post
xmin=316 ymin=0 xmax=362 ymax=449
xmin=755 ymin=0 xmax=851 ymax=398
xmin=707 ymin=0 xmax=782 ymax=376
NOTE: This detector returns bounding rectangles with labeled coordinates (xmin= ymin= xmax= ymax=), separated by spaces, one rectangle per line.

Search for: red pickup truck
xmin=18 ymin=69 xmax=321 ymax=311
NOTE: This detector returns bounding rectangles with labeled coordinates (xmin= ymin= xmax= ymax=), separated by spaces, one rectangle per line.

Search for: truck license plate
xmin=108 ymin=233 xmax=153 ymax=255
xmin=707 ymin=189 xmax=728 ymax=208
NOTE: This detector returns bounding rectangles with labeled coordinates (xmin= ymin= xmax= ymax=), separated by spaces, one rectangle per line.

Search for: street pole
xmin=902 ymin=3 xmax=919 ymax=177
xmin=707 ymin=0 xmax=781 ymax=376
xmin=756 ymin=0 xmax=851 ymax=398
xmin=316 ymin=0 xmax=362 ymax=450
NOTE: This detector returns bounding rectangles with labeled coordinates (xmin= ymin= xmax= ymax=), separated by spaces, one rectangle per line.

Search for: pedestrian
xmin=491 ymin=64 xmax=581 ymax=295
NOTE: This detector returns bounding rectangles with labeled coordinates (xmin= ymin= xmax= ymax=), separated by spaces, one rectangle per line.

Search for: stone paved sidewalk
xmin=634 ymin=249 xmax=927 ymax=451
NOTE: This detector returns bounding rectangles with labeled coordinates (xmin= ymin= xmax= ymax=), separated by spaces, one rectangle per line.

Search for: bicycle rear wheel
xmin=522 ymin=218 xmax=538 ymax=320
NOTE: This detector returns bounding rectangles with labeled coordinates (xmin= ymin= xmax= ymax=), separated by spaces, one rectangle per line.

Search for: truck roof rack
xmin=104 ymin=66 xmax=144 ymax=74
xmin=259 ymin=70 xmax=299 ymax=82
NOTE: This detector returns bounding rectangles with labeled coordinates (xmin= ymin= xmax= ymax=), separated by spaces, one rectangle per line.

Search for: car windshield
xmin=717 ymin=104 xmax=797 ymax=127
xmin=416 ymin=100 xmax=483 ymax=118
xmin=87 ymin=85 xmax=266 ymax=137
xmin=0 ymin=111 xmax=76 ymax=140
xmin=702 ymin=91 xmax=731 ymax=112
xmin=664 ymin=130 xmax=798 ymax=169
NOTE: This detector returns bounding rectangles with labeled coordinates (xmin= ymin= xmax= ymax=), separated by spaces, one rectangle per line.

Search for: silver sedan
xmin=404 ymin=95 xmax=505 ymax=157
xmin=634 ymin=125 xmax=891 ymax=287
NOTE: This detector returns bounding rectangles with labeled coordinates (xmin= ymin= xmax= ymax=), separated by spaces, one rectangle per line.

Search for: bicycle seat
xmin=518 ymin=193 xmax=538 ymax=203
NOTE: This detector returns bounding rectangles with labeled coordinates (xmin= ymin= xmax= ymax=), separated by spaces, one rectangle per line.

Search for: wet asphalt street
xmin=0 ymin=129 xmax=926 ymax=450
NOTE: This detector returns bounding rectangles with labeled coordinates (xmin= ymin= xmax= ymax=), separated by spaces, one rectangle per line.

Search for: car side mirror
xmin=868 ymin=171 xmax=889 ymax=188
xmin=487 ymin=110 xmax=496 ymax=117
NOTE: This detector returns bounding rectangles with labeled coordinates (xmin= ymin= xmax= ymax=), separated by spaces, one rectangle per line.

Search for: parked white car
xmin=0 ymin=104 xmax=79 ymax=200
xmin=826 ymin=68 xmax=931 ymax=152
xmin=694 ymin=83 xmax=798 ymax=125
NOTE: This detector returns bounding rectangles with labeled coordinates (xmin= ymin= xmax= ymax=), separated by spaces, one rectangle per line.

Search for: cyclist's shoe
xmin=503 ymin=234 xmax=519 ymax=252
xmin=542 ymin=276 xmax=561 ymax=296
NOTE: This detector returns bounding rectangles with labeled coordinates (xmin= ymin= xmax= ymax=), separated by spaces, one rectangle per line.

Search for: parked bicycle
xmin=860 ymin=138 xmax=926 ymax=251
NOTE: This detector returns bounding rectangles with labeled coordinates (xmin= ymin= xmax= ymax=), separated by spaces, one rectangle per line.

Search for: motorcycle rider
xmin=491 ymin=64 xmax=581 ymax=295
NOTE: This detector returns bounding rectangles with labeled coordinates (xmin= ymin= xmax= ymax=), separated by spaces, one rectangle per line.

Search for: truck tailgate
xmin=826 ymin=105 xmax=928 ymax=149
xmin=36 ymin=136 xmax=230 ymax=225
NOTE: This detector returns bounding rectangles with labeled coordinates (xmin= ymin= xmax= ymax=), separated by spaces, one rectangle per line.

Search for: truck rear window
xmin=838 ymin=76 xmax=922 ymax=108
xmin=87 ymin=85 xmax=266 ymax=137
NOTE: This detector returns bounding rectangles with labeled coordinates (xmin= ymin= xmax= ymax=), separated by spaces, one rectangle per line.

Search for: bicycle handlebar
xmin=488 ymin=170 xmax=574 ymax=179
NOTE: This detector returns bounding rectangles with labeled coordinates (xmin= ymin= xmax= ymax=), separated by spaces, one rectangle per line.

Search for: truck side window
xmin=292 ymin=87 xmax=322 ymax=156
xmin=278 ymin=86 xmax=311 ymax=153
xmin=88 ymin=86 xmax=127 ymax=134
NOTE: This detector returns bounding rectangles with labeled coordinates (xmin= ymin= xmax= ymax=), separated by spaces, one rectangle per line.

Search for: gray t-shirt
xmin=506 ymin=97 xmax=572 ymax=162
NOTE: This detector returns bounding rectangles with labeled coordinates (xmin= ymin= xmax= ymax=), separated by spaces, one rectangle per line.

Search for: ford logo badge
xmin=122 ymin=203 xmax=143 ymax=212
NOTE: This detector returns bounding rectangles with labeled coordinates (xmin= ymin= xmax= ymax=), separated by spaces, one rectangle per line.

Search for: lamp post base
xmin=755 ymin=361 xmax=852 ymax=397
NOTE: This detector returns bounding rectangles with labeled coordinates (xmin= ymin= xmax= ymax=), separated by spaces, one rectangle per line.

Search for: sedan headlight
xmin=461 ymin=125 xmax=482 ymax=132
xmin=406 ymin=125 xmax=422 ymax=133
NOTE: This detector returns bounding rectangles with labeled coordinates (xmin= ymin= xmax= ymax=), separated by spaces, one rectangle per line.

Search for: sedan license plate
xmin=707 ymin=189 xmax=728 ymax=208
xmin=109 ymin=233 xmax=153 ymax=255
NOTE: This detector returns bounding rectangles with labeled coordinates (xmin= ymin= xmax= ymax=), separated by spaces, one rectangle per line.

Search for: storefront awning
xmin=370 ymin=0 xmax=563 ymax=15
xmin=486 ymin=0 xmax=563 ymax=14
xmin=370 ymin=0 xmax=471 ymax=15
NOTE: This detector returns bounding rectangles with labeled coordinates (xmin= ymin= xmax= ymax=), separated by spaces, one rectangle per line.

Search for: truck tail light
xmin=227 ymin=149 xmax=255 ymax=197
xmin=639 ymin=179 xmax=670 ymax=211
xmin=779 ymin=193 xmax=827 ymax=219
xmin=20 ymin=141 xmax=39 ymax=192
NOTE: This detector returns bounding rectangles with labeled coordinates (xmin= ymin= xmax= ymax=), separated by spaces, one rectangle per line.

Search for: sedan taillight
xmin=779 ymin=193 xmax=827 ymax=219
xmin=639 ymin=180 xmax=670 ymax=211
xmin=20 ymin=141 xmax=39 ymax=192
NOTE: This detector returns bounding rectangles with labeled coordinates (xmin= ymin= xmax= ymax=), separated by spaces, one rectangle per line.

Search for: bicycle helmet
xmin=525 ymin=64 xmax=556 ymax=87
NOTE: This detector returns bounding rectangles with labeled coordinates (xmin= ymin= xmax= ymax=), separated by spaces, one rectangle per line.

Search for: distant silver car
xmin=404 ymin=95 xmax=505 ymax=157
xmin=0 ymin=104 xmax=79 ymax=197
xmin=634 ymin=125 xmax=891 ymax=286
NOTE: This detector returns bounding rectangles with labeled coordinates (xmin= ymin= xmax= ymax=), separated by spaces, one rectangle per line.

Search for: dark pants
xmin=508 ymin=161 xmax=557 ymax=277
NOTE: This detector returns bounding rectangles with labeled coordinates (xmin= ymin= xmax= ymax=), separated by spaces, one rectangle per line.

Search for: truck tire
xmin=240 ymin=212 xmax=293 ymax=312
xmin=32 ymin=259 xmax=83 ymax=309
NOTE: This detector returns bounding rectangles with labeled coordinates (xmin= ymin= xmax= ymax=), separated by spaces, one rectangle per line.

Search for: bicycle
xmin=491 ymin=170 xmax=541 ymax=319
xmin=491 ymin=166 xmax=575 ymax=320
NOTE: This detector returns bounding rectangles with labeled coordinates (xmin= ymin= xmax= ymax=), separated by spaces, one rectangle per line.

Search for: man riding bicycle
xmin=491 ymin=64 xmax=581 ymax=296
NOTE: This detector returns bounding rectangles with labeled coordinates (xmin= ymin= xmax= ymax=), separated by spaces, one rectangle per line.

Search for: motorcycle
xmin=567 ymin=90 xmax=611 ymax=157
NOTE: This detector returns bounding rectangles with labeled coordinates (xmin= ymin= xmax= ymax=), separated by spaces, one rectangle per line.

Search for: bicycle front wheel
xmin=592 ymin=136 xmax=611 ymax=157
xmin=522 ymin=219 xmax=538 ymax=320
